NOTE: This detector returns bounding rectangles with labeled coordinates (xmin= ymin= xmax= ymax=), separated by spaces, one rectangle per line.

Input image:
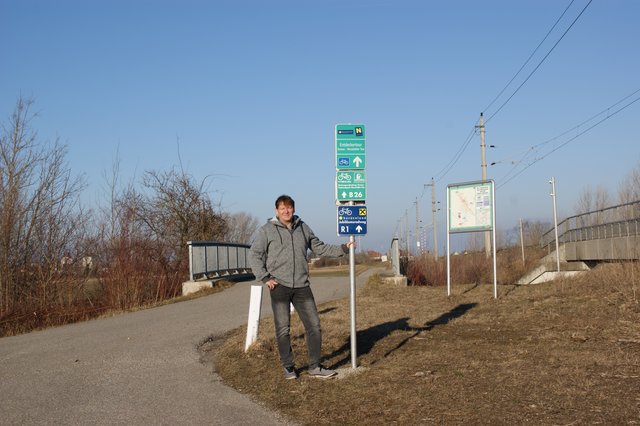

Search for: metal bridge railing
xmin=541 ymin=200 xmax=640 ymax=250
xmin=187 ymin=241 xmax=252 ymax=281
xmin=563 ymin=219 xmax=640 ymax=243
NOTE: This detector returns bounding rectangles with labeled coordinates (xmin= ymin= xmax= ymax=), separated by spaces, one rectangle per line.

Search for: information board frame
xmin=447 ymin=180 xmax=494 ymax=233
xmin=446 ymin=179 xmax=498 ymax=299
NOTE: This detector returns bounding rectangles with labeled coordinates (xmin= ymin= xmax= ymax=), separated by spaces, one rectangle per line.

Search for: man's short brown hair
xmin=275 ymin=194 xmax=295 ymax=209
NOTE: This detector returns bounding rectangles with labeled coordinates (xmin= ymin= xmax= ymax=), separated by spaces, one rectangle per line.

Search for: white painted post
xmin=550 ymin=177 xmax=561 ymax=272
xmin=244 ymin=285 xmax=263 ymax=352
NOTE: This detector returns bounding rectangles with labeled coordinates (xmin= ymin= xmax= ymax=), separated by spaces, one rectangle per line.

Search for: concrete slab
xmin=382 ymin=276 xmax=408 ymax=286
xmin=182 ymin=280 xmax=214 ymax=296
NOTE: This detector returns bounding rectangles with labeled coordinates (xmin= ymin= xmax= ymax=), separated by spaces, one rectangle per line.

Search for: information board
xmin=447 ymin=181 xmax=494 ymax=233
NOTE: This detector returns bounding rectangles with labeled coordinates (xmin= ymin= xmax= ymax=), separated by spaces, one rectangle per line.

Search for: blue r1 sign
xmin=337 ymin=206 xmax=367 ymax=236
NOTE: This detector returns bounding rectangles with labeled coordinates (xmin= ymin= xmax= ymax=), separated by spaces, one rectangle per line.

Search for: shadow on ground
xmin=326 ymin=303 xmax=477 ymax=368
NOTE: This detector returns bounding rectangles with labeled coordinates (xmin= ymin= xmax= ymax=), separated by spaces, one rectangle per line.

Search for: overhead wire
xmin=496 ymin=88 xmax=640 ymax=185
xmin=394 ymin=0 xmax=597 ymax=242
xmin=485 ymin=0 xmax=593 ymax=124
xmin=497 ymin=90 xmax=640 ymax=188
xmin=482 ymin=0 xmax=577 ymax=114
xmin=432 ymin=125 xmax=477 ymax=184
xmin=431 ymin=0 xmax=590 ymax=185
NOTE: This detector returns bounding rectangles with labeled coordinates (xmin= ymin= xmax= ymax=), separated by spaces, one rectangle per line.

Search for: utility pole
xmin=519 ymin=218 xmax=525 ymax=266
xmin=425 ymin=177 xmax=439 ymax=260
xmin=405 ymin=209 xmax=410 ymax=256
xmin=477 ymin=113 xmax=491 ymax=258
xmin=414 ymin=198 xmax=420 ymax=255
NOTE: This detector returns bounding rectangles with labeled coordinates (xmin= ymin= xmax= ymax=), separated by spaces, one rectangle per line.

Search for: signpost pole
xmin=492 ymin=181 xmax=498 ymax=299
xmin=446 ymin=190 xmax=451 ymax=296
xmin=349 ymin=234 xmax=357 ymax=368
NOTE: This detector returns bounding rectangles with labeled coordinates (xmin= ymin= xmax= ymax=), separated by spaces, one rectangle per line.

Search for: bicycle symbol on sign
xmin=338 ymin=207 xmax=353 ymax=216
xmin=337 ymin=172 xmax=352 ymax=182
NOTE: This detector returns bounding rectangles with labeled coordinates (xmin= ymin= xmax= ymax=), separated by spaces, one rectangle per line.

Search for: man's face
xmin=276 ymin=202 xmax=295 ymax=224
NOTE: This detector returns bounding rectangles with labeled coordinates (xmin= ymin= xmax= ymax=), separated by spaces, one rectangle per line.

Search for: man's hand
xmin=266 ymin=278 xmax=278 ymax=290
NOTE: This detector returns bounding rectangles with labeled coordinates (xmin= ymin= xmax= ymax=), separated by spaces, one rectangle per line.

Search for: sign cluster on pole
xmin=335 ymin=124 xmax=367 ymax=236
xmin=335 ymin=123 xmax=366 ymax=370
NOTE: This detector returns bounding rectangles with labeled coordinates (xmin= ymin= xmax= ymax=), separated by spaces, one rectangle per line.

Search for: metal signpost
xmin=335 ymin=123 xmax=366 ymax=369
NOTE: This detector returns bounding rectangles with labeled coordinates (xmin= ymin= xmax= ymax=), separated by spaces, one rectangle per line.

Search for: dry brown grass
xmin=406 ymin=247 xmax=546 ymax=287
xmin=0 ymin=278 xmax=235 ymax=337
xmin=206 ymin=262 xmax=640 ymax=425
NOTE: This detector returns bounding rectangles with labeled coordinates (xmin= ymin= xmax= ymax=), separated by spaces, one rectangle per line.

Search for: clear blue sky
xmin=2 ymin=0 xmax=639 ymax=253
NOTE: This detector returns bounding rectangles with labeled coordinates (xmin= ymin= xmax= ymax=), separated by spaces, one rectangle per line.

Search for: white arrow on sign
xmin=353 ymin=156 xmax=362 ymax=167
xmin=342 ymin=191 xmax=347 ymax=198
xmin=356 ymin=225 xmax=363 ymax=233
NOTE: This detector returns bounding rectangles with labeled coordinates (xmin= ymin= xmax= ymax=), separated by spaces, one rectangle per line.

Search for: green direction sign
xmin=336 ymin=124 xmax=366 ymax=170
xmin=336 ymin=170 xmax=366 ymax=201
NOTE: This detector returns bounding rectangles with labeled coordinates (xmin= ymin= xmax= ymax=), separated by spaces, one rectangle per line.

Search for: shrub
xmin=405 ymin=247 xmax=546 ymax=287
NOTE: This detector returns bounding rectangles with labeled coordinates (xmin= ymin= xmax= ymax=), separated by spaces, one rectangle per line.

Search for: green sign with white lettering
xmin=335 ymin=124 xmax=366 ymax=170
xmin=336 ymin=170 xmax=366 ymax=201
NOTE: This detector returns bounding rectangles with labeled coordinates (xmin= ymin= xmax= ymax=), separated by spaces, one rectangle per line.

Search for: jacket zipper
xmin=289 ymin=227 xmax=296 ymax=288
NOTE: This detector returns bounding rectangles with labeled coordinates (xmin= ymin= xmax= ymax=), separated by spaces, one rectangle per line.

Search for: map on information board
xmin=448 ymin=181 xmax=494 ymax=233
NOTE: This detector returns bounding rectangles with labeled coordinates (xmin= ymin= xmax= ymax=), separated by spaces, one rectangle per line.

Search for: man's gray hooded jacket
xmin=249 ymin=215 xmax=348 ymax=288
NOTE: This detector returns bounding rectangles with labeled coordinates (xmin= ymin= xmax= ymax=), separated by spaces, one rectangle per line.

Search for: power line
xmin=433 ymin=125 xmax=477 ymax=183
xmin=392 ymin=0 xmax=596 ymax=243
xmin=497 ymin=91 xmax=640 ymax=188
xmin=485 ymin=0 xmax=593 ymax=124
xmin=432 ymin=1 xmax=591 ymax=185
xmin=497 ymin=90 xmax=640 ymax=184
xmin=482 ymin=0 xmax=577 ymax=114
xmin=496 ymin=88 xmax=640 ymax=184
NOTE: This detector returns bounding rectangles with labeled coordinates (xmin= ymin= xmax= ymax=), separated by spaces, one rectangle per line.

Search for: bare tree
xmin=0 ymin=97 xmax=86 ymax=316
xmin=574 ymin=185 xmax=612 ymax=226
xmin=520 ymin=220 xmax=551 ymax=247
xmin=92 ymin=164 xmax=230 ymax=308
xmin=223 ymin=212 xmax=259 ymax=244
xmin=139 ymin=169 xmax=227 ymax=249
xmin=618 ymin=160 xmax=640 ymax=219
xmin=464 ymin=233 xmax=483 ymax=252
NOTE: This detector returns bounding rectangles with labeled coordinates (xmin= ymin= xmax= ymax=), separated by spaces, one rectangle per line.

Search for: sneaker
xmin=308 ymin=365 xmax=337 ymax=379
xmin=283 ymin=366 xmax=298 ymax=380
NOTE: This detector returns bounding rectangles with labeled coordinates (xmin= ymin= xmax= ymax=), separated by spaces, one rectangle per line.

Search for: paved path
xmin=0 ymin=268 xmax=383 ymax=425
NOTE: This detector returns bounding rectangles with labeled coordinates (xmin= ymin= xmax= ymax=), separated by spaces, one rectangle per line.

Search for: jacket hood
xmin=269 ymin=215 xmax=301 ymax=228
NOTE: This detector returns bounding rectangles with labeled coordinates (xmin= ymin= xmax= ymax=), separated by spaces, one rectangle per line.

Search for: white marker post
xmin=244 ymin=285 xmax=263 ymax=352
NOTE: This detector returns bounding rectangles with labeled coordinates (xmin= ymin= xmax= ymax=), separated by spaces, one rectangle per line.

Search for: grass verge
xmin=207 ymin=263 xmax=640 ymax=425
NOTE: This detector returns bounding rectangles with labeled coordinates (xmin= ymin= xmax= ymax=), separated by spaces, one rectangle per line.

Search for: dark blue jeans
xmin=269 ymin=284 xmax=322 ymax=370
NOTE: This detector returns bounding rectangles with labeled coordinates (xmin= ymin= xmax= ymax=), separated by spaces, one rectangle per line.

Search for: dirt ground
xmin=204 ymin=263 xmax=640 ymax=425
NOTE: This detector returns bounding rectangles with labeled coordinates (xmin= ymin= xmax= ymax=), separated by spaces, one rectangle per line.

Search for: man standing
xmin=249 ymin=195 xmax=353 ymax=380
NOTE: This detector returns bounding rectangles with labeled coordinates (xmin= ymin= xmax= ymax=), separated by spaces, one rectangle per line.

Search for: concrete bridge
xmin=541 ymin=200 xmax=640 ymax=262
xmin=519 ymin=200 xmax=640 ymax=284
